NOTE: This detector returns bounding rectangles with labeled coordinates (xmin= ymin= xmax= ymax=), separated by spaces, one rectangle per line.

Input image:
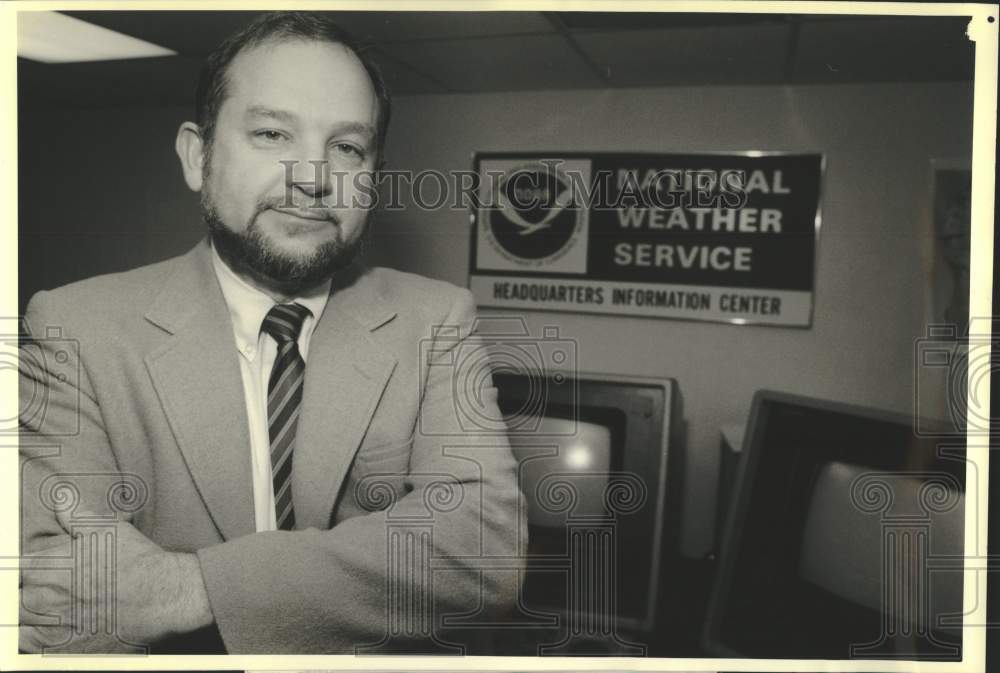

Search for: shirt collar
xmin=210 ymin=242 xmax=332 ymax=360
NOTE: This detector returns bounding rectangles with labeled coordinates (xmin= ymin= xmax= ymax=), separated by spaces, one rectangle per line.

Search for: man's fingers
xmin=19 ymin=538 xmax=72 ymax=571
xmin=20 ymin=543 xmax=73 ymax=588
xmin=19 ymin=589 xmax=64 ymax=627
xmin=18 ymin=624 xmax=42 ymax=654
xmin=19 ymin=566 xmax=68 ymax=591
xmin=54 ymin=505 xmax=101 ymax=531
xmin=18 ymin=624 xmax=72 ymax=654
xmin=54 ymin=506 xmax=123 ymax=531
xmin=53 ymin=508 xmax=143 ymax=548
xmin=19 ymin=562 xmax=57 ymax=585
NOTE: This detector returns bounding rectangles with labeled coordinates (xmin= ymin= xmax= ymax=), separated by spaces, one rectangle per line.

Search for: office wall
xmin=18 ymin=100 xmax=204 ymax=300
xmin=372 ymin=81 xmax=973 ymax=556
xmin=19 ymin=81 xmax=973 ymax=556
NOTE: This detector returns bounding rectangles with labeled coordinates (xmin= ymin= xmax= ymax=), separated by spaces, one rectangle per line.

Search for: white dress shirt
xmin=210 ymin=243 xmax=331 ymax=532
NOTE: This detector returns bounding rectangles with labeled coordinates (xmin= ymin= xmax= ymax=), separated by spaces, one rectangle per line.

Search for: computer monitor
xmin=703 ymin=390 xmax=966 ymax=660
xmin=494 ymin=371 xmax=683 ymax=647
xmin=510 ymin=415 xmax=614 ymax=527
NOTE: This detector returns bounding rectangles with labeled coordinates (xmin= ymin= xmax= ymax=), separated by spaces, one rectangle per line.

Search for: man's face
xmin=200 ymin=38 xmax=380 ymax=294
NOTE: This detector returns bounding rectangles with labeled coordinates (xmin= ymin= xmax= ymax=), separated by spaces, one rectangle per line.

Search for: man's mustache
xmin=256 ymin=196 xmax=342 ymax=224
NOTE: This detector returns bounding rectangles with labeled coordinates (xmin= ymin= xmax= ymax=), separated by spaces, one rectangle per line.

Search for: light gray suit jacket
xmin=20 ymin=238 xmax=525 ymax=653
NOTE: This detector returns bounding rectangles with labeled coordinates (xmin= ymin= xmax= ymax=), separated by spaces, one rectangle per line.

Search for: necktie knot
xmin=262 ymin=303 xmax=311 ymax=344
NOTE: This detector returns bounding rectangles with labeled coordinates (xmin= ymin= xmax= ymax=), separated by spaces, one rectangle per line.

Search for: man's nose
xmin=283 ymin=157 xmax=333 ymax=203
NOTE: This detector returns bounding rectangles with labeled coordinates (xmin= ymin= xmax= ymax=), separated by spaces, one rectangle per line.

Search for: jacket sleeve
xmin=19 ymin=291 xmax=151 ymax=653
xmin=195 ymin=288 xmax=527 ymax=653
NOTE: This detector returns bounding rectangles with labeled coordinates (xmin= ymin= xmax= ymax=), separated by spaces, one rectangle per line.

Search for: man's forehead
xmin=223 ymin=39 xmax=377 ymax=123
xmin=228 ymin=37 xmax=362 ymax=75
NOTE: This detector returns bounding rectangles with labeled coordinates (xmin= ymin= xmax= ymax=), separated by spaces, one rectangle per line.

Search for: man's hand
xmin=19 ymin=510 xmax=214 ymax=653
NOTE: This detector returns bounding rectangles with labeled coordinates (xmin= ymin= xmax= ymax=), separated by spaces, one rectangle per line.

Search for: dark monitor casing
xmin=703 ymin=389 xmax=965 ymax=660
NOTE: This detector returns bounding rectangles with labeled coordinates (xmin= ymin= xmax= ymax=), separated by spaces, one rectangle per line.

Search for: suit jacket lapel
xmin=293 ymin=267 xmax=398 ymax=529
xmin=143 ymin=239 xmax=256 ymax=541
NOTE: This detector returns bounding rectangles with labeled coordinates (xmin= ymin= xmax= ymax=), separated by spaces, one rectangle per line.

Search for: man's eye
xmin=332 ymin=143 xmax=364 ymax=158
xmin=254 ymin=129 xmax=287 ymax=143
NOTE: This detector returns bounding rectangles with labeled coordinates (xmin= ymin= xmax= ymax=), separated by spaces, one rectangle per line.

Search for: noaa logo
xmin=486 ymin=163 xmax=582 ymax=263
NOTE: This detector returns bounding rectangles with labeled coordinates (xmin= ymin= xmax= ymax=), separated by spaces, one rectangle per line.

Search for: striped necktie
xmin=261 ymin=302 xmax=312 ymax=531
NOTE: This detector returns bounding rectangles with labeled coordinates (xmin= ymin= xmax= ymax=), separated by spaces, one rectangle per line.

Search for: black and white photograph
xmin=5 ymin=1 xmax=998 ymax=670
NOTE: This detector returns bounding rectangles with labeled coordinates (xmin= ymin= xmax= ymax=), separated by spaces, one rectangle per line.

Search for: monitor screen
xmin=798 ymin=460 xmax=965 ymax=624
xmin=489 ymin=371 xmax=682 ymax=647
xmin=798 ymin=460 xmax=884 ymax=611
xmin=507 ymin=415 xmax=613 ymax=528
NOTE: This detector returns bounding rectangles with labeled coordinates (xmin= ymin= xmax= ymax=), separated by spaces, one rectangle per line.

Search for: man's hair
xmin=195 ymin=11 xmax=391 ymax=157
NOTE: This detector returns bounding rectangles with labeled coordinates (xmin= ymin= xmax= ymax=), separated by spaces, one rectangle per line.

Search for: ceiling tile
xmin=62 ymin=11 xmax=266 ymax=56
xmin=369 ymin=49 xmax=451 ymax=94
xmin=62 ymin=10 xmax=555 ymax=54
xmin=381 ymin=34 xmax=604 ymax=93
xmin=575 ymin=23 xmax=790 ymax=87
xmin=18 ymin=55 xmax=202 ymax=107
xmin=17 ymin=50 xmax=448 ymax=107
xmin=793 ymin=17 xmax=973 ymax=83
xmin=328 ymin=11 xmax=554 ymax=43
xmin=16 ymin=11 xmax=976 ymax=108
xmin=558 ymin=11 xmax=790 ymax=31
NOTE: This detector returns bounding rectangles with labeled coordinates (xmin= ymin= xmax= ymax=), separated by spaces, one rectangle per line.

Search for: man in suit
xmin=19 ymin=12 xmax=525 ymax=654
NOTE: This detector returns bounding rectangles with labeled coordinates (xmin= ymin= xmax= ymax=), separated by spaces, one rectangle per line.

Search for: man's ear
xmin=175 ymin=122 xmax=206 ymax=192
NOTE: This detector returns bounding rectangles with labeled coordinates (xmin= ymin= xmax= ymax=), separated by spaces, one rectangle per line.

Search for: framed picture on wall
xmin=930 ymin=158 xmax=972 ymax=334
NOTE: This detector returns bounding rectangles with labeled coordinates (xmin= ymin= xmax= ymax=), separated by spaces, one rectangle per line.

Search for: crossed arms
xmin=18 ymin=286 xmax=525 ymax=653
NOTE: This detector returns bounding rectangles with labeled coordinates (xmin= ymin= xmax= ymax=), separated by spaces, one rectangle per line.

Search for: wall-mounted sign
xmin=468 ymin=152 xmax=823 ymax=327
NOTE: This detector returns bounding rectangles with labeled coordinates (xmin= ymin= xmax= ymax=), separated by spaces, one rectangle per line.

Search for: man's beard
xmin=200 ymin=186 xmax=371 ymax=297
